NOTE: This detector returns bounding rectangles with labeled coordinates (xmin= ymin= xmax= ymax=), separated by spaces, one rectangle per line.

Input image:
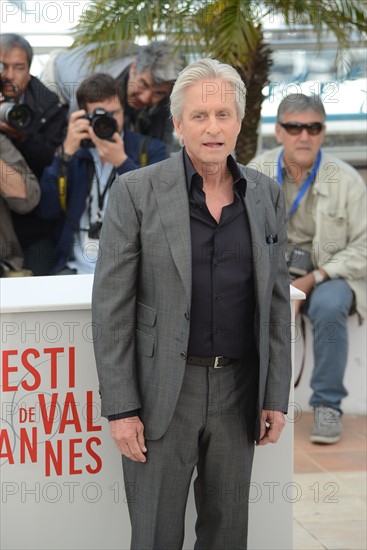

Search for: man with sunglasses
xmin=251 ymin=93 xmax=366 ymax=444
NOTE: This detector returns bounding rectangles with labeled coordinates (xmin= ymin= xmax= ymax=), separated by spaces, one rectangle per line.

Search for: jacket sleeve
xmin=263 ymin=184 xmax=292 ymax=413
xmin=0 ymin=135 xmax=40 ymax=214
xmin=35 ymin=156 xmax=65 ymax=220
xmin=317 ymin=174 xmax=367 ymax=281
xmin=92 ymin=172 xmax=142 ymax=418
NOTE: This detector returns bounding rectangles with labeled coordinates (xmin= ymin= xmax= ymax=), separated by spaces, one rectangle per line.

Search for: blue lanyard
xmin=277 ymin=150 xmax=321 ymax=217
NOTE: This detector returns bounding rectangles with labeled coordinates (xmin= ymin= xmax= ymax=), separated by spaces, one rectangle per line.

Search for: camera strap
xmin=87 ymin=166 xmax=116 ymax=225
xmin=138 ymin=136 xmax=151 ymax=167
xmin=294 ymin=315 xmax=307 ymax=388
xmin=277 ymin=150 xmax=321 ymax=218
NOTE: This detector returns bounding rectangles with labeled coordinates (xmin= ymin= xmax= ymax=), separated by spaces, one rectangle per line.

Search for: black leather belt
xmin=186 ymin=356 xmax=236 ymax=368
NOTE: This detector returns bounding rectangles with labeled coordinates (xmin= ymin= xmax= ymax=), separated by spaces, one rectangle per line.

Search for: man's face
xmin=173 ymin=78 xmax=241 ymax=171
xmin=275 ymin=109 xmax=326 ymax=171
xmin=86 ymin=96 xmax=124 ymax=134
xmin=127 ymin=62 xmax=172 ymax=110
xmin=0 ymin=47 xmax=31 ymax=100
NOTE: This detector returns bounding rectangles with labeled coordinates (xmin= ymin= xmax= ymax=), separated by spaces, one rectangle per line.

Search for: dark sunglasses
xmin=279 ymin=122 xmax=324 ymax=136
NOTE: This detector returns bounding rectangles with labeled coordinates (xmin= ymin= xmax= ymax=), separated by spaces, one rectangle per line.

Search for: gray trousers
xmin=122 ymin=358 xmax=258 ymax=550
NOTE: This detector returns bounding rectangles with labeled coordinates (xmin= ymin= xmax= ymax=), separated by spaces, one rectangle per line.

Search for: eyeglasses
xmin=279 ymin=122 xmax=324 ymax=136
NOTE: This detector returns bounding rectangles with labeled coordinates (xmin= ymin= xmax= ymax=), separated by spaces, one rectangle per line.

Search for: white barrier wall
xmin=0 ymin=275 xmax=302 ymax=550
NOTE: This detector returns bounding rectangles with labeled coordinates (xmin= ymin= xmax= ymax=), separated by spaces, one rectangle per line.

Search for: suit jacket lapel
xmin=151 ymin=154 xmax=192 ymax=304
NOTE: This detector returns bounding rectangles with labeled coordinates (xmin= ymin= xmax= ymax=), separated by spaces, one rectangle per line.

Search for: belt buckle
xmin=213 ymin=356 xmax=223 ymax=369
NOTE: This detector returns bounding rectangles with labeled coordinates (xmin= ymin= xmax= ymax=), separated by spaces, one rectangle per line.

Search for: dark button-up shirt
xmin=184 ymin=149 xmax=256 ymax=358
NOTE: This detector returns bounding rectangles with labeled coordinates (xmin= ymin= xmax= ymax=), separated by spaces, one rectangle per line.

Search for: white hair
xmin=170 ymin=58 xmax=246 ymax=121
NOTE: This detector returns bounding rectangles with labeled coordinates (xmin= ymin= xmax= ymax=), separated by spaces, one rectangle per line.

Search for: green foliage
xmin=72 ymin=0 xmax=366 ymax=162
xmin=73 ymin=0 xmax=366 ymax=68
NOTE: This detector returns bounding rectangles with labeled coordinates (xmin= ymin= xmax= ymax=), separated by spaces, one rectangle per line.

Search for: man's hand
xmin=63 ymin=109 xmax=90 ymax=156
xmin=0 ymin=121 xmax=26 ymax=142
xmin=257 ymin=409 xmax=286 ymax=446
xmin=89 ymin=128 xmax=128 ymax=167
xmin=109 ymin=416 xmax=147 ymax=462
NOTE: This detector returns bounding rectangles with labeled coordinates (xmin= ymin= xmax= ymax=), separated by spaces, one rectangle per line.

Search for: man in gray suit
xmin=92 ymin=58 xmax=292 ymax=549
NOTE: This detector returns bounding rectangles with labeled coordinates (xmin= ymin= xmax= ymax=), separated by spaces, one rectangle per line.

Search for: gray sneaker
xmin=310 ymin=406 xmax=342 ymax=444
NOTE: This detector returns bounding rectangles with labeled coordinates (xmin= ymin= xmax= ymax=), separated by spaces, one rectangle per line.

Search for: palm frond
xmin=72 ymin=1 xmax=206 ymax=63
xmin=262 ymin=0 xmax=367 ymax=41
xmin=195 ymin=1 xmax=261 ymax=66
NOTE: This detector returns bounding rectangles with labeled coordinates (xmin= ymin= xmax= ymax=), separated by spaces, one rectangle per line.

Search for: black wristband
xmin=108 ymin=409 xmax=140 ymax=421
xmin=58 ymin=144 xmax=73 ymax=162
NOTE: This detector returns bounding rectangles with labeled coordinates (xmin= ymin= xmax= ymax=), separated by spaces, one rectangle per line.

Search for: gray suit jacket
xmin=92 ymin=151 xmax=292 ymax=442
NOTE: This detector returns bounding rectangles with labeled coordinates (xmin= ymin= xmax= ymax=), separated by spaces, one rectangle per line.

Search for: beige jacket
xmin=250 ymin=147 xmax=367 ymax=322
xmin=0 ymin=135 xmax=40 ymax=270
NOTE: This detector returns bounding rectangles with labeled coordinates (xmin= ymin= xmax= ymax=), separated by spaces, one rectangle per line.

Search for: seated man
xmin=0 ymin=134 xmax=40 ymax=275
xmin=42 ymin=41 xmax=186 ymax=152
xmin=36 ymin=73 xmax=168 ymax=275
xmin=0 ymin=33 xmax=68 ymax=275
xmin=250 ymin=93 xmax=366 ymax=444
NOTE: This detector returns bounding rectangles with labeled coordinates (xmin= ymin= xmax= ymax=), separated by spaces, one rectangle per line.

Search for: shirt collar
xmin=183 ymin=147 xmax=247 ymax=195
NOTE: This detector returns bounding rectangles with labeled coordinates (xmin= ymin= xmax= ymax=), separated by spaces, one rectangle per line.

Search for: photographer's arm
xmin=0 ymin=135 xmax=40 ymax=213
xmin=63 ymin=110 xmax=90 ymax=156
xmin=0 ymin=158 xmax=27 ymax=199
xmin=34 ymin=111 xmax=89 ymax=220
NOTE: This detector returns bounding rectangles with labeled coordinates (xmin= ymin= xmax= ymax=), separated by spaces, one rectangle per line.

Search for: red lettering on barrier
xmin=68 ymin=347 xmax=76 ymax=388
xmin=21 ymin=348 xmax=41 ymax=390
xmin=45 ymin=439 xmax=62 ymax=476
xmin=69 ymin=438 xmax=83 ymax=475
xmin=20 ymin=427 xmax=37 ymax=463
xmin=86 ymin=437 xmax=102 ymax=474
xmin=1 ymin=347 xmax=77 ymax=392
xmin=44 ymin=347 xmax=64 ymax=389
xmin=86 ymin=391 xmax=102 ymax=432
xmin=59 ymin=392 xmax=82 ymax=434
xmin=2 ymin=350 xmax=18 ymax=391
xmin=39 ymin=393 xmax=59 ymax=434
xmin=0 ymin=429 xmax=15 ymax=464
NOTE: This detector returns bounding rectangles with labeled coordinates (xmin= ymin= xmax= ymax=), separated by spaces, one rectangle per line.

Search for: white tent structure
xmin=1 ymin=0 xmax=92 ymax=74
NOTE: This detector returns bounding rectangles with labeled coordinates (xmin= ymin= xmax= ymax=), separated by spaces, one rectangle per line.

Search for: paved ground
xmin=293 ymin=412 xmax=366 ymax=550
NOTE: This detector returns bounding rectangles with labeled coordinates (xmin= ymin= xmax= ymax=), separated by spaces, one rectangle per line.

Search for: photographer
xmin=0 ymin=34 xmax=68 ymax=177
xmin=250 ymin=94 xmax=366 ymax=445
xmin=0 ymin=134 xmax=40 ymax=275
xmin=36 ymin=73 xmax=168 ymax=275
xmin=42 ymin=41 xmax=186 ymax=153
xmin=0 ymin=33 xmax=68 ymax=274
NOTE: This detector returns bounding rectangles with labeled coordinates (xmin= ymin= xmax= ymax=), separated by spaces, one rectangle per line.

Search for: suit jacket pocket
xmin=137 ymin=302 xmax=157 ymax=327
xmin=136 ymin=329 xmax=155 ymax=357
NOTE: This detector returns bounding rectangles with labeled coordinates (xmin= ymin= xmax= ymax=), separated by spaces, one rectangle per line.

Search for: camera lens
xmin=92 ymin=115 xmax=117 ymax=140
xmin=0 ymin=102 xmax=33 ymax=130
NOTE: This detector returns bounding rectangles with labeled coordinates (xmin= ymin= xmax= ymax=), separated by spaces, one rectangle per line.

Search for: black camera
xmin=88 ymin=221 xmax=103 ymax=240
xmin=81 ymin=107 xmax=117 ymax=148
xmin=287 ymin=248 xmax=313 ymax=280
xmin=0 ymin=101 xmax=33 ymax=131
